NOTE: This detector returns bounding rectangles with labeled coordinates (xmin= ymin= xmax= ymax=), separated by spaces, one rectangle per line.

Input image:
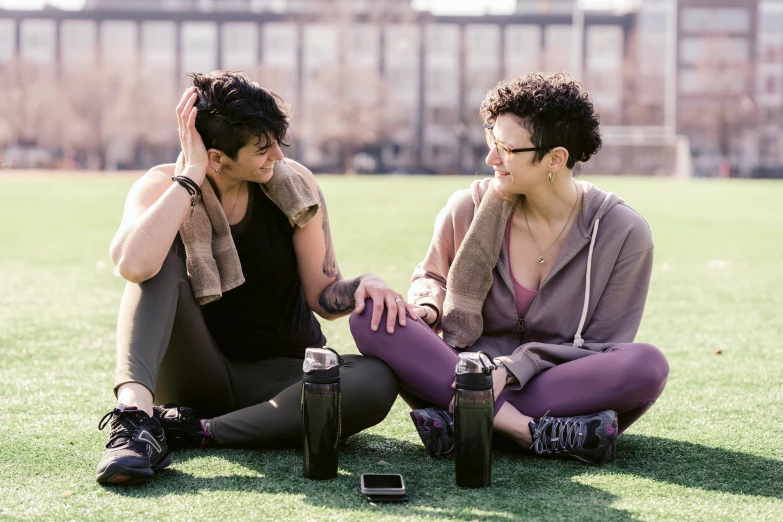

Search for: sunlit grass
xmin=0 ymin=173 xmax=781 ymax=521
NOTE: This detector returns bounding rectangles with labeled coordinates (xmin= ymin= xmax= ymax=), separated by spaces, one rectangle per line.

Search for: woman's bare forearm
xmin=111 ymin=182 xmax=194 ymax=282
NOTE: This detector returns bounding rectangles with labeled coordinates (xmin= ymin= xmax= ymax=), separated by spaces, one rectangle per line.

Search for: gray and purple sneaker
xmin=409 ymin=407 xmax=455 ymax=458
xmin=529 ymin=409 xmax=619 ymax=463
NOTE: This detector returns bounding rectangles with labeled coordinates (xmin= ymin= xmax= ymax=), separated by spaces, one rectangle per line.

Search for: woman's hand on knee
xmin=353 ymin=275 xmax=418 ymax=334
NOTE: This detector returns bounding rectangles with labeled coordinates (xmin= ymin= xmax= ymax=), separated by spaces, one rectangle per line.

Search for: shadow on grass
xmin=614 ymin=434 xmax=783 ymax=499
xmin=104 ymin=433 xmax=782 ymax=520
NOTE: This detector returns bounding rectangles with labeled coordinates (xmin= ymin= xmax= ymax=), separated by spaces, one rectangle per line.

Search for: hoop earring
xmin=548 ymin=172 xmax=554 ymax=182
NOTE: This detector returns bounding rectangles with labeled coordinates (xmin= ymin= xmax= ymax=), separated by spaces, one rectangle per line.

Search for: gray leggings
xmin=114 ymin=248 xmax=399 ymax=447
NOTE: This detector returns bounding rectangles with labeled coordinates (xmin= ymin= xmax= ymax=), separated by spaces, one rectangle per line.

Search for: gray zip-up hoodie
xmin=409 ymin=177 xmax=654 ymax=390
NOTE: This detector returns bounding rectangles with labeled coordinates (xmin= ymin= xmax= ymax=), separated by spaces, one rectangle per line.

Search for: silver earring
xmin=548 ymin=172 xmax=554 ymax=182
xmin=215 ymin=167 xmax=221 ymax=175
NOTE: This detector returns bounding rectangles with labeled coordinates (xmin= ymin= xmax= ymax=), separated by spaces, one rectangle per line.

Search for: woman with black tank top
xmin=95 ymin=72 xmax=415 ymax=486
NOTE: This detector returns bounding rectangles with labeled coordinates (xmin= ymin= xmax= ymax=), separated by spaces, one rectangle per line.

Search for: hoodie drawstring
xmin=573 ymin=218 xmax=600 ymax=349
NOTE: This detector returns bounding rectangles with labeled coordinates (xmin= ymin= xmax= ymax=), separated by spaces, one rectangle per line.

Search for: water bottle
xmin=454 ymin=351 xmax=495 ymax=488
xmin=301 ymin=347 xmax=342 ymax=480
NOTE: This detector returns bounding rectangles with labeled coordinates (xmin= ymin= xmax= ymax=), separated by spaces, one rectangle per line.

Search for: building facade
xmin=0 ymin=0 xmax=780 ymax=176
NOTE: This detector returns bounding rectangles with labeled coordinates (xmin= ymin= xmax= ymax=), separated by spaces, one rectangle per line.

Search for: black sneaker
xmin=96 ymin=405 xmax=171 ymax=485
xmin=529 ymin=410 xmax=619 ymax=463
xmin=409 ymin=407 xmax=454 ymax=458
xmin=154 ymin=403 xmax=213 ymax=450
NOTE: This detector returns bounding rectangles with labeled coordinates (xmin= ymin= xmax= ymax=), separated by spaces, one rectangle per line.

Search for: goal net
xmin=579 ymin=126 xmax=693 ymax=177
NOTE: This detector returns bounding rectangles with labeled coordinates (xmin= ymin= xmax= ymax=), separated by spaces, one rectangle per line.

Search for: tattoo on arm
xmin=317 ymin=277 xmax=361 ymax=315
xmin=318 ymin=187 xmax=339 ymax=278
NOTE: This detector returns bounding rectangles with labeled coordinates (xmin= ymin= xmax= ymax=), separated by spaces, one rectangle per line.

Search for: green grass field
xmin=1 ymin=173 xmax=782 ymax=521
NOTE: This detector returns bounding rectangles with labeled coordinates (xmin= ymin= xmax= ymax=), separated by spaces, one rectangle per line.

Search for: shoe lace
xmin=98 ymin=409 xmax=142 ymax=449
xmin=530 ymin=411 xmax=585 ymax=456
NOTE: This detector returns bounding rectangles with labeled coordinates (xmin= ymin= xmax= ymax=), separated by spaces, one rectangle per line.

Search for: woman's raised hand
xmin=175 ymin=87 xmax=209 ymax=185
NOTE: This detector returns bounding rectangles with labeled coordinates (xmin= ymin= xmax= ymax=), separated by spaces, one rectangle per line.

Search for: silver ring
xmin=395 ymin=298 xmax=403 ymax=303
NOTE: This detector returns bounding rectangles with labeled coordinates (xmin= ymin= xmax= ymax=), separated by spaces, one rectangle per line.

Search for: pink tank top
xmin=504 ymin=216 xmax=538 ymax=316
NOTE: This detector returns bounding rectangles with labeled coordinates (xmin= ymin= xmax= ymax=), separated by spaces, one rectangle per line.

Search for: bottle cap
xmin=303 ymin=347 xmax=340 ymax=373
xmin=455 ymin=352 xmax=494 ymax=375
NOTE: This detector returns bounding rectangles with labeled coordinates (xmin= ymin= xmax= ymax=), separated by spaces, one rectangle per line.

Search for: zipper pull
xmin=517 ymin=317 xmax=525 ymax=333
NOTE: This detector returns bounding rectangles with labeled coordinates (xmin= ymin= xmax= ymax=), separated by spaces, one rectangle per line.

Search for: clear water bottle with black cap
xmin=454 ymin=351 xmax=495 ymax=488
xmin=301 ymin=347 xmax=342 ymax=480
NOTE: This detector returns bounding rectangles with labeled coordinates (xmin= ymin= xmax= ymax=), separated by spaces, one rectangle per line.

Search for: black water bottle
xmin=454 ymin=351 xmax=495 ymax=488
xmin=301 ymin=347 xmax=342 ymax=480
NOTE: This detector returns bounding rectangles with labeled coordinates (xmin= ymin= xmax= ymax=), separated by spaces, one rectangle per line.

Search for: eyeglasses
xmin=484 ymin=127 xmax=554 ymax=161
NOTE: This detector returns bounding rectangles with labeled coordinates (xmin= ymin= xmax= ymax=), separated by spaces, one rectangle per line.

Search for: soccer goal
xmin=579 ymin=126 xmax=693 ymax=177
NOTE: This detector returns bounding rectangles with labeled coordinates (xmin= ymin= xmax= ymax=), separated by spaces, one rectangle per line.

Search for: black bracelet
xmin=172 ymin=176 xmax=202 ymax=219
xmin=181 ymin=177 xmax=202 ymax=196
xmin=172 ymin=175 xmax=201 ymax=196
xmin=172 ymin=176 xmax=194 ymax=195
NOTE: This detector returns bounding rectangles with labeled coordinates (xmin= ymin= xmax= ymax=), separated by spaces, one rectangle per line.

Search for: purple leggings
xmin=349 ymin=304 xmax=669 ymax=434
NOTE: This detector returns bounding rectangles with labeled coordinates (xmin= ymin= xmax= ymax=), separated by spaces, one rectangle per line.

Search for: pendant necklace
xmin=523 ymin=180 xmax=579 ymax=265
xmin=226 ymin=181 xmax=245 ymax=224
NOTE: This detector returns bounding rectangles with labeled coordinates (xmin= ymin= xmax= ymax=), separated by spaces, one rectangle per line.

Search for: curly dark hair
xmin=479 ymin=72 xmax=602 ymax=169
xmin=188 ymin=71 xmax=291 ymax=161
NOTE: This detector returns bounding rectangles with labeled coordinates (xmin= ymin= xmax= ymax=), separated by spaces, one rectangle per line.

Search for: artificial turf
xmin=0 ymin=173 xmax=781 ymax=521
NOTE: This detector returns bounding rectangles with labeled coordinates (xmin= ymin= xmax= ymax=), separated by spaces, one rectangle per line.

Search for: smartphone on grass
xmin=358 ymin=473 xmax=407 ymax=502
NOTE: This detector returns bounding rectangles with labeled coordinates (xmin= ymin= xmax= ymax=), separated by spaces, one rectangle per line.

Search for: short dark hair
xmin=480 ymin=72 xmax=602 ymax=169
xmin=188 ymin=71 xmax=291 ymax=161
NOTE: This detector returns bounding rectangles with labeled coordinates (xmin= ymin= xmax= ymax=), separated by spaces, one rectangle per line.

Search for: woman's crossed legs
xmin=349 ymin=303 xmax=668 ymax=454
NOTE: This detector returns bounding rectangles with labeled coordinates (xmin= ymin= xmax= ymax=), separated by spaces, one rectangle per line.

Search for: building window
xmin=679 ymin=68 xmax=748 ymax=95
xmin=20 ymin=19 xmax=56 ymax=65
xmin=763 ymin=107 xmax=782 ymax=126
xmin=465 ymin=24 xmax=499 ymax=57
xmin=101 ymin=21 xmax=136 ymax=64
xmin=181 ymin=22 xmax=218 ymax=74
xmin=142 ymin=21 xmax=176 ymax=69
xmin=640 ymin=10 xmax=668 ymax=32
xmin=426 ymin=25 xmax=459 ymax=55
xmin=680 ymin=37 xmax=749 ymax=65
xmin=544 ymin=25 xmax=572 ymax=72
xmin=682 ymin=8 xmax=751 ymax=33
xmin=427 ymin=107 xmax=457 ymax=125
xmin=758 ymin=40 xmax=783 ymax=63
xmin=766 ymin=76 xmax=777 ymax=95
xmin=222 ymin=23 xmax=258 ymax=72
xmin=759 ymin=72 xmax=783 ymax=96
xmin=0 ymin=19 xmax=14 ymax=64
xmin=759 ymin=11 xmax=783 ymax=34
xmin=505 ymin=25 xmax=541 ymax=76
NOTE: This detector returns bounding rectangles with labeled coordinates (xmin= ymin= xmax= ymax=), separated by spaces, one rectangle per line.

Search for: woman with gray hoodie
xmin=350 ymin=72 xmax=669 ymax=463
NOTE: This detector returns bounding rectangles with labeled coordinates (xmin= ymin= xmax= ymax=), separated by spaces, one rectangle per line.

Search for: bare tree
xmin=0 ymin=59 xmax=61 ymax=152
xmin=296 ymin=0 xmax=418 ymax=173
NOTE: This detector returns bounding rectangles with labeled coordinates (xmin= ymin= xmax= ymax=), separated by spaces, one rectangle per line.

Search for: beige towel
xmin=442 ymin=184 xmax=519 ymax=348
xmin=176 ymin=155 xmax=320 ymax=305
xmin=176 ymin=155 xmax=244 ymax=305
xmin=261 ymin=159 xmax=320 ymax=227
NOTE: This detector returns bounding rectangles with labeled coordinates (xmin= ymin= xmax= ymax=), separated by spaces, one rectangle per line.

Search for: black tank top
xmin=200 ymin=182 xmax=326 ymax=361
